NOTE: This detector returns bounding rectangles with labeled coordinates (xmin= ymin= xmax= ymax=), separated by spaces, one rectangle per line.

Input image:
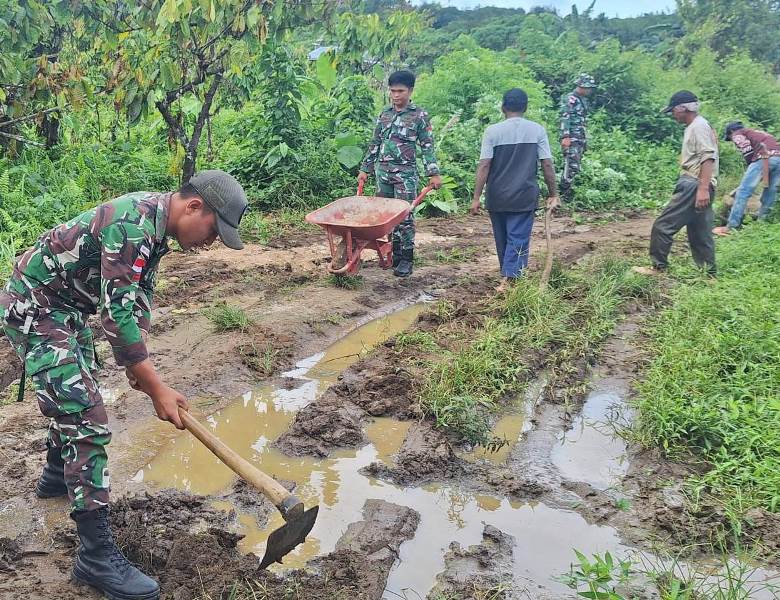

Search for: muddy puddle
xmin=551 ymin=376 xmax=631 ymax=491
xmin=129 ymin=305 xmax=779 ymax=599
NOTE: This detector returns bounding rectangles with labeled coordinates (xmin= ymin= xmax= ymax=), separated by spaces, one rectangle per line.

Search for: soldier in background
xmin=358 ymin=70 xmax=442 ymax=278
xmin=0 ymin=170 xmax=248 ymax=600
xmin=559 ymin=73 xmax=596 ymax=201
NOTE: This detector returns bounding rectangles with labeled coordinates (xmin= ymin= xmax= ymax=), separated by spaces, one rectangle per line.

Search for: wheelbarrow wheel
xmin=332 ymin=236 xmax=362 ymax=274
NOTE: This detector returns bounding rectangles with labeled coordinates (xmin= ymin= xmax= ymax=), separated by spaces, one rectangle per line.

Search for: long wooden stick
xmin=539 ymin=207 xmax=554 ymax=290
xmin=178 ymin=408 xmax=303 ymax=520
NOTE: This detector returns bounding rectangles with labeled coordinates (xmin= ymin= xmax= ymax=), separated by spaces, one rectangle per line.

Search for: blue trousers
xmin=728 ymin=156 xmax=780 ymax=228
xmin=489 ymin=210 xmax=535 ymax=278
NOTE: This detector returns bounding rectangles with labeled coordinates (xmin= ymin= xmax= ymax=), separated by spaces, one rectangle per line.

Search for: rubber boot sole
xmin=73 ymin=563 xmax=160 ymax=600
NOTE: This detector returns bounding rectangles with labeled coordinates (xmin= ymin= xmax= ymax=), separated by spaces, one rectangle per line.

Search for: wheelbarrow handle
xmin=411 ymin=185 xmax=434 ymax=210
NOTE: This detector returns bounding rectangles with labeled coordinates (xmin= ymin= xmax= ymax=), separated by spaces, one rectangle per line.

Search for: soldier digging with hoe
xmin=0 ymin=170 xmax=249 ymax=600
xmin=357 ymin=70 xmax=442 ymax=278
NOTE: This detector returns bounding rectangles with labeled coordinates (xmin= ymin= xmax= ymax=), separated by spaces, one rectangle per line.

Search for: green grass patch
xmin=634 ymin=222 xmax=780 ymax=517
xmin=327 ymin=274 xmax=363 ymax=289
xmin=421 ymin=256 xmax=656 ymax=446
xmin=202 ymin=302 xmax=253 ymax=332
xmin=239 ymin=208 xmax=314 ymax=245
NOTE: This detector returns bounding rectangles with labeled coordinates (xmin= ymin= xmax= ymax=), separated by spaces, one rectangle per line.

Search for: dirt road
xmin=1 ymin=211 xmax=776 ymax=599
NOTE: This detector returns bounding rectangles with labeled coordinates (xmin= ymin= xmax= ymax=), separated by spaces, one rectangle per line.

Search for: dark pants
xmin=489 ymin=210 xmax=535 ymax=278
xmin=650 ymin=175 xmax=716 ymax=273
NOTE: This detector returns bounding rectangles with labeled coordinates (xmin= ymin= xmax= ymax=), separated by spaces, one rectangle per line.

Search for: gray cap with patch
xmin=189 ymin=169 xmax=248 ymax=250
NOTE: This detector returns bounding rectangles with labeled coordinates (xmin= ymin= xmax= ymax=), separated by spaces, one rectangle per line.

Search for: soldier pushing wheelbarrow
xmin=355 ymin=70 xmax=442 ymax=278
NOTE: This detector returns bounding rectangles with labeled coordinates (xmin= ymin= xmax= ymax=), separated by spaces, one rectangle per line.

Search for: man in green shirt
xmin=1 ymin=170 xmax=248 ymax=600
xmin=358 ymin=70 xmax=442 ymax=277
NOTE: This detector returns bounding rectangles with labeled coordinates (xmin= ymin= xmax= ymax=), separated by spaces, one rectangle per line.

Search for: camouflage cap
xmin=189 ymin=170 xmax=248 ymax=250
xmin=574 ymin=73 xmax=597 ymax=88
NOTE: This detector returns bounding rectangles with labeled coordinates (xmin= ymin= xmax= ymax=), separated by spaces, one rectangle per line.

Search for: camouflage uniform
xmin=0 ymin=192 xmax=170 ymax=512
xmin=360 ymin=102 xmax=440 ymax=251
xmin=559 ymin=74 xmax=595 ymax=199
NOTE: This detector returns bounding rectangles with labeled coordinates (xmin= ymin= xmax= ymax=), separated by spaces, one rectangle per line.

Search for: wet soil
xmin=2 ymin=210 xmax=777 ymax=599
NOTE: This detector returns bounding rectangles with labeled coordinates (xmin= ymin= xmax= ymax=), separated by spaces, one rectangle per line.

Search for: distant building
xmin=308 ymin=45 xmax=337 ymax=61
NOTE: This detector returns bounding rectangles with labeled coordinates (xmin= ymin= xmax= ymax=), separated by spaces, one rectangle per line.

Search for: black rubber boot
xmin=391 ymin=237 xmax=402 ymax=268
xmin=393 ymin=247 xmax=414 ymax=278
xmin=36 ymin=446 xmax=68 ymax=498
xmin=72 ymin=508 xmax=160 ymax=600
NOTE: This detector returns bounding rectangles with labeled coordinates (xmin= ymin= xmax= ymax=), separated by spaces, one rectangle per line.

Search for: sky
xmin=414 ymin=0 xmax=675 ymax=18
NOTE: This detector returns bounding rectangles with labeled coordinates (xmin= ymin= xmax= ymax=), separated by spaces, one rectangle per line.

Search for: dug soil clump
xmin=103 ymin=490 xmax=420 ymax=600
xmin=429 ymin=524 xmax=516 ymax=600
xmin=363 ymin=421 xmax=464 ymax=485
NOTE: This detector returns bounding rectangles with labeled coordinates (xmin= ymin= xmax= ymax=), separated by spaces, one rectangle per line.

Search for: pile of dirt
xmin=106 ymin=490 xmax=419 ymax=600
xmin=274 ymin=391 xmax=366 ymax=457
xmin=429 ymin=525 xmax=516 ymax=600
xmin=363 ymin=422 xmax=464 ymax=485
xmin=334 ymin=354 xmax=416 ymax=418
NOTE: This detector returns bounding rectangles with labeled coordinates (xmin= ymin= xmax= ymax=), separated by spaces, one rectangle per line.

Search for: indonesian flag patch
xmin=132 ymin=256 xmax=146 ymax=282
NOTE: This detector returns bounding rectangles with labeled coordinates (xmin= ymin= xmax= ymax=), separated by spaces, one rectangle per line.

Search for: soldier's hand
xmin=150 ymin=385 xmax=190 ymax=430
xmin=357 ymin=171 xmax=369 ymax=186
xmin=470 ymin=199 xmax=481 ymax=216
xmin=126 ymin=368 xmax=142 ymax=391
xmin=561 ymin=137 xmax=571 ymax=149
xmin=429 ymin=175 xmax=442 ymax=190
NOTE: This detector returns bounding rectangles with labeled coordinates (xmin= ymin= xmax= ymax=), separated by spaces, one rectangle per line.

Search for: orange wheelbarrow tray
xmin=305 ymin=185 xmax=432 ymax=275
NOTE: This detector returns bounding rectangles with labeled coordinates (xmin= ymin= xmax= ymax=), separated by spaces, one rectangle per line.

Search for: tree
xmin=86 ymin=0 xmax=317 ymax=182
xmin=334 ymin=10 xmax=429 ymax=77
xmin=676 ymin=0 xmax=780 ymax=72
xmin=0 ymin=0 xmax=92 ymax=152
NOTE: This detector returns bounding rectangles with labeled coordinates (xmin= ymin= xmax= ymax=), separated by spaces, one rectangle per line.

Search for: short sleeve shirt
xmin=479 ymin=117 xmax=552 ymax=212
xmin=681 ymin=115 xmax=719 ymax=186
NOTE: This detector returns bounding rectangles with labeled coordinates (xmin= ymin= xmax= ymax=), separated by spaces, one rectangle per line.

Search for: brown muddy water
xmin=132 ymin=305 xmax=778 ymax=599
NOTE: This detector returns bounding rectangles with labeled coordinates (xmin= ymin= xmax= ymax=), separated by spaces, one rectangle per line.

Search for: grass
xmin=633 ymin=222 xmax=780 ymax=518
xmin=420 ymin=255 xmax=657 ymax=446
xmin=239 ymin=208 xmax=314 ymax=245
xmin=327 ymin=274 xmax=363 ymax=289
xmin=434 ymin=245 xmax=479 ymax=264
xmin=202 ymin=302 xmax=253 ymax=332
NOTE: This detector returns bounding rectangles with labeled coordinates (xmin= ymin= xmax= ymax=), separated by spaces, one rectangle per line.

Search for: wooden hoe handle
xmin=178 ymin=408 xmax=304 ymax=521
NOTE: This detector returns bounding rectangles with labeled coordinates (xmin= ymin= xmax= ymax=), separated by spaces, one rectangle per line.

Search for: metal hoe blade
xmin=259 ymin=505 xmax=319 ymax=569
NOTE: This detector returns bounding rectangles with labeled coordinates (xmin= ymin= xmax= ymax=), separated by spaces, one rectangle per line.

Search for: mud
xmin=429 ymin=525 xmax=515 ymax=600
xmin=6 ymin=211 xmax=778 ymax=599
xmin=275 ymin=392 xmax=367 ymax=456
xmin=362 ymin=422 xmax=464 ymax=486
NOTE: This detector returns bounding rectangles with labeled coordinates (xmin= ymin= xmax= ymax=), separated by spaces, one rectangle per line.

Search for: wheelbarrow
xmin=306 ymin=183 xmax=433 ymax=275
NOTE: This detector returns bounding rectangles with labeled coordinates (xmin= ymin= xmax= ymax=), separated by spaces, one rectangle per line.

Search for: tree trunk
xmin=176 ymin=74 xmax=223 ymax=184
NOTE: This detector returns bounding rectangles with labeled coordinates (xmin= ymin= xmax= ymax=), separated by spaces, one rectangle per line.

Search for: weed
xmin=394 ymin=330 xmax=439 ymax=352
xmin=433 ymin=299 xmax=456 ymax=321
xmin=615 ymin=497 xmax=631 ymax=511
xmin=558 ymin=550 xmax=633 ymax=599
xmin=202 ymin=302 xmax=253 ymax=332
xmin=434 ymin=246 xmax=478 ymax=264
xmin=327 ymin=274 xmax=363 ymax=289
xmin=324 ymin=313 xmax=345 ymax=325
xmin=1 ymin=381 xmax=21 ymax=405
xmin=238 ymin=339 xmax=278 ymax=376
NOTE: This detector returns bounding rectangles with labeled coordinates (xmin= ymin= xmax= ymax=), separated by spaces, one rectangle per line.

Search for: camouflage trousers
xmin=376 ymin=167 xmax=417 ymax=250
xmin=560 ymin=142 xmax=586 ymax=199
xmin=1 ymin=291 xmax=111 ymax=513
